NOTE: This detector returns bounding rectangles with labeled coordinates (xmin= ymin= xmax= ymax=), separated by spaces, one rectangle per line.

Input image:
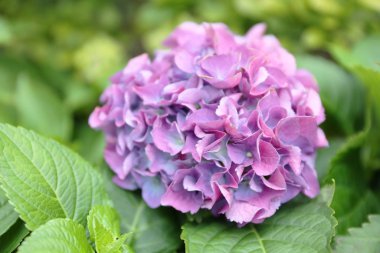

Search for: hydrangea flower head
xmin=89 ymin=22 xmax=328 ymax=224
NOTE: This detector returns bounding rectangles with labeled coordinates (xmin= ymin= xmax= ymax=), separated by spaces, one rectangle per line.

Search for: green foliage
xmin=18 ymin=219 xmax=94 ymax=253
xmin=136 ymin=0 xmax=380 ymax=52
xmin=296 ymin=55 xmax=363 ymax=135
xmin=181 ymin=185 xmax=336 ymax=253
xmin=325 ymin=132 xmax=380 ymax=235
xmin=87 ymin=205 xmax=130 ymax=253
xmin=335 ymin=215 xmax=380 ymax=253
xmin=0 ymin=124 xmax=110 ymax=230
xmin=0 ymin=220 xmax=29 ymax=253
xmin=15 ymin=74 xmax=73 ymax=140
xmin=103 ymin=169 xmax=181 ymax=253
xmin=0 ymin=188 xmax=18 ymax=236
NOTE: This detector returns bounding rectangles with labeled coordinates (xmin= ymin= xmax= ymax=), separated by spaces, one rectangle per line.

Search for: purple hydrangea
xmin=89 ymin=22 xmax=328 ymax=224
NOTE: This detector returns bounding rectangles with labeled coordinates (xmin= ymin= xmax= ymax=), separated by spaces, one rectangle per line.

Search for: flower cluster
xmin=90 ymin=22 xmax=327 ymax=224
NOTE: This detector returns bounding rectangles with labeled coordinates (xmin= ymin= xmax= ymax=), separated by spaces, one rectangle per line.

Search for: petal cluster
xmin=90 ymin=22 xmax=327 ymax=224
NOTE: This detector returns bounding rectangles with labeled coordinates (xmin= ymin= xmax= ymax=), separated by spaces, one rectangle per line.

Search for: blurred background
xmin=0 ymin=0 xmax=379 ymax=169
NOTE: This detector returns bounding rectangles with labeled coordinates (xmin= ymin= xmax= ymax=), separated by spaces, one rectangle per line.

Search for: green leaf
xmin=0 ymin=124 xmax=110 ymax=231
xmin=331 ymin=35 xmax=380 ymax=72
xmin=18 ymin=218 xmax=93 ymax=253
xmin=0 ymin=187 xmax=18 ymax=236
xmin=316 ymin=138 xmax=345 ymax=180
xmin=335 ymin=215 xmax=380 ymax=253
xmin=181 ymin=186 xmax=336 ymax=253
xmin=330 ymin=38 xmax=380 ymax=169
xmin=103 ymin=168 xmax=181 ymax=253
xmin=324 ymin=132 xmax=380 ymax=234
xmin=296 ymin=54 xmax=363 ymax=135
xmin=0 ymin=219 xmax=29 ymax=253
xmin=74 ymin=125 xmax=105 ymax=166
xmin=351 ymin=67 xmax=380 ymax=169
xmin=87 ymin=205 xmax=130 ymax=253
xmin=15 ymin=73 xmax=73 ymax=141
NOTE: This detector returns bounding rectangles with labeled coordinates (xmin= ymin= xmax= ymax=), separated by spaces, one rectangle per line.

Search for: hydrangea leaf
xmin=296 ymin=55 xmax=363 ymax=135
xmin=18 ymin=218 xmax=93 ymax=253
xmin=0 ymin=187 xmax=18 ymax=236
xmin=103 ymin=168 xmax=181 ymax=253
xmin=335 ymin=215 xmax=380 ymax=253
xmin=0 ymin=220 xmax=29 ymax=253
xmin=181 ymin=185 xmax=336 ymax=253
xmin=316 ymin=138 xmax=345 ymax=180
xmin=87 ymin=205 xmax=131 ymax=253
xmin=324 ymin=131 xmax=380 ymax=234
xmin=15 ymin=73 xmax=73 ymax=141
xmin=351 ymin=67 xmax=380 ymax=169
xmin=0 ymin=124 xmax=110 ymax=231
xmin=331 ymin=37 xmax=380 ymax=169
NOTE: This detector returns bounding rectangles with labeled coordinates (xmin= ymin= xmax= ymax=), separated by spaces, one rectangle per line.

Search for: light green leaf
xmin=331 ymin=35 xmax=380 ymax=72
xmin=88 ymin=205 xmax=130 ymax=253
xmin=325 ymin=132 xmax=380 ymax=234
xmin=103 ymin=168 xmax=181 ymax=253
xmin=0 ymin=187 xmax=18 ymax=236
xmin=335 ymin=215 xmax=380 ymax=253
xmin=18 ymin=218 xmax=93 ymax=253
xmin=15 ymin=73 xmax=73 ymax=141
xmin=296 ymin=54 xmax=363 ymax=135
xmin=181 ymin=187 xmax=336 ymax=253
xmin=0 ymin=124 xmax=110 ymax=231
xmin=0 ymin=219 xmax=29 ymax=253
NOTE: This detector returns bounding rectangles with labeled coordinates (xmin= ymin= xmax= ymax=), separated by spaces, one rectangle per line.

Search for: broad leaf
xmin=331 ymin=35 xmax=380 ymax=72
xmin=15 ymin=74 xmax=73 ymax=141
xmin=335 ymin=215 xmax=380 ymax=253
xmin=181 ymin=186 xmax=336 ymax=253
xmin=18 ymin=218 xmax=93 ymax=253
xmin=296 ymin=55 xmax=363 ymax=135
xmin=0 ymin=124 xmax=110 ymax=230
xmin=325 ymin=132 xmax=380 ymax=234
xmin=87 ymin=205 xmax=130 ymax=253
xmin=0 ymin=187 xmax=18 ymax=236
xmin=103 ymin=168 xmax=181 ymax=253
xmin=0 ymin=219 xmax=29 ymax=253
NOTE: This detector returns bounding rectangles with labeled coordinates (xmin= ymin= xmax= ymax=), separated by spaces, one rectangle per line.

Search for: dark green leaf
xmin=0 ymin=219 xmax=29 ymax=253
xmin=325 ymin=132 xmax=380 ymax=234
xmin=0 ymin=187 xmax=18 ymax=236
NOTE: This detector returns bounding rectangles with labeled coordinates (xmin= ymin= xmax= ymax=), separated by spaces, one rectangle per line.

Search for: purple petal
xmin=198 ymin=54 xmax=242 ymax=89
xmin=225 ymin=201 xmax=261 ymax=224
xmin=252 ymin=139 xmax=280 ymax=176
xmin=151 ymin=118 xmax=185 ymax=155
xmin=161 ymin=169 xmax=203 ymax=214
xmin=142 ymin=177 xmax=166 ymax=208
xmin=276 ymin=116 xmax=318 ymax=152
